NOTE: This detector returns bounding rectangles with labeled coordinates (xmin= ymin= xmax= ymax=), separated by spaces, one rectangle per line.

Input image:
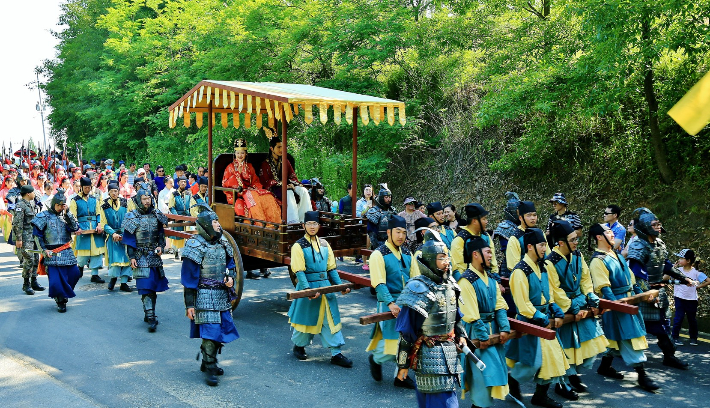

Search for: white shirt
xmin=674 ymin=267 xmax=707 ymax=301
xmin=158 ymin=187 xmax=174 ymax=214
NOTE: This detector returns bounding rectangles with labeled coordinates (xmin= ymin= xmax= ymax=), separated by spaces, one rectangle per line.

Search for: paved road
xmin=1 ymin=239 xmax=709 ymax=407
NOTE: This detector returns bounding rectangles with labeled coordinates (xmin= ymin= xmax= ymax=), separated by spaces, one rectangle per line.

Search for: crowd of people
xmin=2 ymin=138 xmax=710 ymax=407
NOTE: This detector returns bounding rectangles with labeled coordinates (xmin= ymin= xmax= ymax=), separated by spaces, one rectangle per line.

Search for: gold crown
xmin=234 ymin=138 xmax=248 ymax=151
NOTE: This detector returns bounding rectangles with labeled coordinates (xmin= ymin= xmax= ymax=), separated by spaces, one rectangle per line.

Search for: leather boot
xmin=200 ymin=342 xmax=224 ymax=375
xmin=31 ymin=278 xmax=45 ymax=291
xmin=293 ymin=345 xmax=308 ymax=360
xmin=554 ymin=383 xmax=578 ymax=400
xmin=91 ymin=274 xmax=106 ymax=283
xmin=55 ymin=297 xmax=67 ymax=313
xmin=635 ymin=365 xmax=659 ymax=391
xmin=662 ymin=354 xmax=689 ymax=370
xmin=201 ymin=340 xmax=220 ymax=386
xmin=120 ymin=283 xmax=132 ymax=292
xmin=148 ymin=294 xmax=159 ymax=332
xmin=108 ymin=278 xmax=118 ymax=291
xmin=597 ymin=356 xmax=624 ymax=379
xmin=508 ymin=375 xmax=522 ymax=401
xmin=531 ymin=384 xmax=562 ymax=408
xmin=568 ymin=375 xmax=587 ymax=392
xmin=22 ymin=278 xmax=35 ymax=295
xmin=79 ymin=266 xmax=84 ymax=278
xmin=260 ymin=268 xmax=271 ymax=278
xmin=246 ymin=270 xmax=260 ymax=280
xmin=368 ymin=354 xmax=382 ymax=381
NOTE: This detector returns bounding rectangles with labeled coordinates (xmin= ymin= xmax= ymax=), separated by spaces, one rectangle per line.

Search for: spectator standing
xmin=603 ymin=204 xmax=626 ymax=252
xmin=154 ymin=165 xmax=167 ymax=192
xmin=397 ymin=196 xmax=425 ymax=248
xmin=356 ymin=184 xmax=374 ymax=270
xmin=443 ymin=204 xmax=461 ymax=231
xmin=671 ymin=249 xmax=710 ymax=346
xmin=126 ymin=163 xmax=137 ymax=185
xmin=158 ymin=176 xmax=174 ymax=214
xmin=546 ymin=192 xmax=582 ymax=237
xmin=338 ymin=183 xmax=353 ymax=216
xmin=143 ymin=163 xmax=155 ymax=180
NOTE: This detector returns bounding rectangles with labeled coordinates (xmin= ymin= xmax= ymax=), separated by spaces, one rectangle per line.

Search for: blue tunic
xmin=72 ymin=195 xmax=104 ymax=250
xmin=32 ymin=224 xmax=81 ymax=299
xmin=169 ymin=191 xmax=190 ymax=241
xmin=101 ymin=198 xmax=130 ymax=266
xmin=546 ymin=251 xmax=605 ymax=351
xmin=122 ymin=230 xmax=169 ymax=294
xmin=182 ymin=258 xmax=239 ymax=343
xmin=372 ymin=244 xmax=412 ymax=342
xmin=461 ymin=270 xmax=509 ymax=395
xmin=594 ymin=252 xmax=646 ymax=341
xmin=287 ymin=237 xmax=342 ymax=328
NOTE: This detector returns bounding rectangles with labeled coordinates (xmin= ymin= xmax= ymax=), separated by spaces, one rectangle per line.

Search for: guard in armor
xmin=12 ymin=185 xmax=45 ymax=295
xmin=625 ymin=207 xmax=692 ymax=370
xmin=588 ymin=223 xmax=659 ymax=391
xmin=492 ymin=192 xmax=521 ymax=279
xmin=451 ymin=203 xmax=499 ymax=282
xmin=181 ymin=206 xmax=240 ymax=386
xmin=458 ymin=235 xmax=511 ymax=408
xmin=189 ymin=177 xmax=210 ymax=217
xmin=365 ymin=183 xmax=396 ymax=250
xmin=408 ymin=217 xmax=438 ymax=277
xmin=395 ymin=232 xmax=468 ymax=407
xmin=506 ymin=201 xmax=550 ymax=272
xmin=31 ymin=189 xmax=82 ymax=312
xmin=506 ymin=228 xmax=569 ymax=408
xmin=121 ymin=187 xmax=169 ymax=332
xmin=287 ymin=211 xmax=353 ymax=368
xmin=426 ymin=201 xmax=456 ymax=249
xmin=70 ymin=177 xmax=106 ymax=283
xmin=366 ymin=215 xmax=416 ymax=388
xmin=168 ymin=176 xmax=191 ymax=259
xmin=544 ymin=220 xmax=608 ymax=400
xmin=99 ymin=181 xmax=132 ymax=292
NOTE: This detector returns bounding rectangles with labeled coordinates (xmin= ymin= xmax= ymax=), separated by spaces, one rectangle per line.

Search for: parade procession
xmin=3 ymin=1 xmax=710 ymax=407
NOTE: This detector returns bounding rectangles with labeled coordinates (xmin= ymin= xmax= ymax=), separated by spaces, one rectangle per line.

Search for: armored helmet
xmin=375 ymin=183 xmax=392 ymax=209
xmin=503 ymin=191 xmax=521 ymax=223
xmin=418 ymin=229 xmax=449 ymax=279
xmin=195 ymin=204 xmax=222 ymax=242
xmin=50 ymin=188 xmax=68 ymax=212
xmin=134 ymin=187 xmax=153 ymax=214
xmin=631 ymin=207 xmax=659 ymax=241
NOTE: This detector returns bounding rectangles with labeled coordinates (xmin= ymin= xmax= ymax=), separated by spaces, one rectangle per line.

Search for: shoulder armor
xmin=397 ymin=276 xmax=434 ymax=317
xmin=31 ymin=211 xmax=48 ymax=230
xmin=155 ymin=210 xmax=168 ymax=225
xmin=405 ymin=278 xmax=430 ymax=294
xmin=182 ymin=236 xmax=207 ymax=264
xmin=219 ymin=235 xmax=234 ymax=258
xmin=626 ymin=238 xmax=649 ymax=262
xmin=122 ymin=211 xmax=140 ymax=234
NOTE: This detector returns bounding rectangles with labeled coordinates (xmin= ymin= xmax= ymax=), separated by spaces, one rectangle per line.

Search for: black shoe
xmin=293 ymin=345 xmax=307 ymax=360
xmin=31 ymin=279 xmax=45 ymax=291
xmin=55 ymin=298 xmax=67 ymax=313
xmin=369 ymin=354 xmax=382 ymax=381
xmin=22 ymin=282 xmax=35 ymax=295
xmin=554 ymin=384 xmax=578 ymax=401
xmin=201 ymin=360 xmax=224 ymax=375
xmin=246 ymin=271 xmax=260 ymax=280
xmin=119 ymin=283 xmax=132 ymax=292
xmin=204 ymin=368 xmax=219 ymax=386
xmin=662 ymin=355 xmax=689 ymax=370
xmin=91 ymin=275 xmax=106 ymax=284
xmin=531 ymin=394 xmax=563 ymax=408
xmin=330 ymin=353 xmax=353 ymax=368
xmin=568 ymin=375 xmax=588 ymax=393
xmin=508 ymin=375 xmax=522 ymax=401
xmin=79 ymin=267 xmax=84 ymax=279
xmin=597 ymin=362 xmax=624 ymax=379
xmin=260 ymin=268 xmax=271 ymax=278
xmin=148 ymin=318 xmax=159 ymax=332
xmin=128 ymin=276 xmax=132 ymax=282
xmin=174 ymin=251 xmax=180 ymax=260
xmin=635 ymin=366 xmax=660 ymax=391
xmin=108 ymin=278 xmax=117 ymax=291
xmin=393 ymin=376 xmax=416 ymax=389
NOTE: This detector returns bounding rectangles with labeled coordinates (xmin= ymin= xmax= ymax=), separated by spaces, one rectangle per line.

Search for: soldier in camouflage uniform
xmin=395 ymin=231 xmax=468 ymax=408
xmin=625 ymin=207 xmax=692 ymax=370
xmin=6 ymin=173 xmax=27 ymax=266
xmin=121 ymin=187 xmax=169 ymax=332
xmin=181 ymin=206 xmax=239 ymax=386
xmin=12 ymin=185 xmax=45 ymax=295
xmin=31 ymin=189 xmax=82 ymax=313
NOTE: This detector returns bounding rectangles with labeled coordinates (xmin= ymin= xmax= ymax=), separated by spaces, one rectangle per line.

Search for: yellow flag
xmin=668 ymin=70 xmax=710 ymax=135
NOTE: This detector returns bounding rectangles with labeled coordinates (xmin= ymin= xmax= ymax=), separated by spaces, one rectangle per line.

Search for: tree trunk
xmin=641 ymin=19 xmax=673 ymax=184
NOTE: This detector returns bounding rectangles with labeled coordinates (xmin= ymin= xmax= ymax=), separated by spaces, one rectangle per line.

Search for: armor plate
xmin=32 ymin=212 xmax=75 ymax=247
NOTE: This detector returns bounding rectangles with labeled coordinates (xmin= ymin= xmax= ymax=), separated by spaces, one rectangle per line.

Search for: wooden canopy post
xmin=351 ymin=107 xmax=358 ymax=217
xmin=208 ymin=100 xmax=213 ymax=205
xmin=281 ymin=106 xmax=288 ymax=224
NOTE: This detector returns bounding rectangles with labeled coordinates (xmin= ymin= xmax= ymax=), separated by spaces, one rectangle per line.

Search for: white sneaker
xmin=674 ymin=339 xmax=684 ymax=346
xmin=689 ymin=340 xmax=699 ymax=346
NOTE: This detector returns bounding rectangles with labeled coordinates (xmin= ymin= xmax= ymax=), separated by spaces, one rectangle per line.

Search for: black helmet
xmin=417 ymin=230 xmax=449 ymax=280
xmin=504 ymin=192 xmax=521 ymax=223
xmin=50 ymin=188 xmax=67 ymax=213
xmin=195 ymin=204 xmax=221 ymax=242
xmin=631 ymin=207 xmax=659 ymax=241
xmin=134 ymin=187 xmax=153 ymax=214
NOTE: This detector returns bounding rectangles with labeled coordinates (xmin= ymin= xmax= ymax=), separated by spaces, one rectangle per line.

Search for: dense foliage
xmin=44 ymin=1 xmax=710 ymax=252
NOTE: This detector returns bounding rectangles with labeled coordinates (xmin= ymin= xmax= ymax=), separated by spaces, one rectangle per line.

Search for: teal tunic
xmin=440 ymin=225 xmax=455 ymax=249
xmin=461 ymin=270 xmax=509 ymax=392
xmin=101 ymin=198 xmax=130 ymax=266
xmin=169 ymin=191 xmax=190 ymax=241
xmin=73 ymin=195 xmax=105 ymax=250
xmin=505 ymin=261 xmax=564 ymax=371
xmin=371 ymin=244 xmax=412 ymax=342
xmin=287 ymin=237 xmax=342 ymax=328
xmin=593 ymin=251 xmax=646 ymax=342
xmin=547 ymin=251 xmax=605 ymax=351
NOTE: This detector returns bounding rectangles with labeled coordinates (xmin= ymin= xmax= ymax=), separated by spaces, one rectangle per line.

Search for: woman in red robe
xmin=222 ymin=138 xmax=281 ymax=225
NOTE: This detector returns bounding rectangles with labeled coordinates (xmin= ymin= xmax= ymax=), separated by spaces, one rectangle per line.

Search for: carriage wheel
xmin=222 ymin=231 xmax=245 ymax=312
